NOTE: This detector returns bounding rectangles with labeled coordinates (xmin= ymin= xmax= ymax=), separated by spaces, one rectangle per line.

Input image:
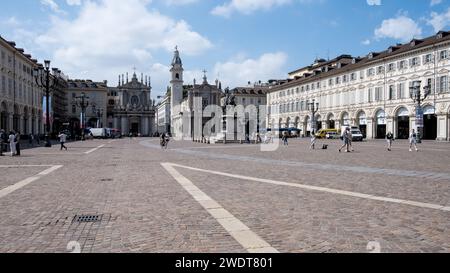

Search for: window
xmin=295 ymin=102 xmax=299 ymax=111
xmin=360 ymin=71 xmax=365 ymax=80
xmin=410 ymin=57 xmax=420 ymax=67
xmin=423 ymin=54 xmax=433 ymax=64
xmin=398 ymin=60 xmax=407 ymax=70
xmin=301 ymin=86 xmax=305 ymax=92
xmin=317 ymin=82 xmax=321 ymax=89
xmin=311 ymin=84 xmax=315 ymax=90
xmin=439 ymin=50 xmax=448 ymax=60
xmin=350 ymin=73 xmax=356 ymax=81
xmin=388 ymin=63 xmax=396 ymax=72
xmin=368 ymin=88 xmax=373 ymax=103
xmin=328 ymin=79 xmax=333 ymax=86
xmin=438 ymin=76 xmax=448 ymax=93
xmin=306 ymin=85 xmax=310 ymax=91
xmin=375 ymin=87 xmax=383 ymax=101
xmin=389 ymin=85 xmax=395 ymax=100
xmin=367 ymin=68 xmax=375 ymax=77
xmin=397 ymin=83 xmax=405 ymax=99
xmin=377 ymin=66 xmax=384 ymax=75
xmin=335 ymin=77 xmax=340 ymax=84
xmin=343 ymin=75 xmax=348 ymax=83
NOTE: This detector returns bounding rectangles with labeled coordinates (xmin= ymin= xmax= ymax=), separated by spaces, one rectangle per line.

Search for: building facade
xmin=170 ymin=47 xmax=223 ymax=139
xmin=267 ymin=31 xmax=450 ymax=141
xmin=66 ymin=79 xmax=108 ymax=136
xmin=112 ymin=72 xmax=155 ymax=136
xmin=156 ymin=94 xmax=171 ymax=134
xmin=0 ymin=36 xmax=44 ymax=135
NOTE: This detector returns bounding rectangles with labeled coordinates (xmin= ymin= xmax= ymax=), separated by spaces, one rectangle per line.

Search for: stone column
xmin=27 ymin=114 xmax=32 ymax=135
xmin=121 ymin=116 xmax=128 ymax=135
xmin=322 ymin=121 xmax=328 ymax=130
xmin=8 ymin=113 xmax=13 ymax=132
xmin=142 ymin=116 xmax=149 ymax=136
xmin=436 ymin=113 xmax=448 ymax=141
xmin=113 ymin=117 xmax=119 ymax=131
xmin=366 ymin=118 xmax=374 ymax=139
xmin=386 ymin=117 xmax=394 ymax=136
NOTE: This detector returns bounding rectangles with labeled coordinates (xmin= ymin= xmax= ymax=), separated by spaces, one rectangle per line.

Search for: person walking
xmin=339 ymin=127 xmax=350 ymax=153
xmin=0 ymin=129 xmax=5 ymax=156
xmin=58 ymin=131 xmax=68 ymax=151
xmin=160 ymin=133 xmax=166 ymax=149
xmin=347 ymin=129 xmax=354 ymax=152
xmin=164 ymin=133 xmax=170 ymax=149
xmin=28 ymin=133 xmax=34 ymax=147
xmin=409 ymin=129 xmax=419 ymax=152
xmin=15 ymin=131 xmax=21 ymax=156
xmin=35 ymin=134 xmax=40 ymax=146
xmin=9 ymin=131 xmax=16 ymax=156
xmin=386 ymin=131 xmax=394 ymax=151
xmin=282 ymin=132 xmax=289 ymax=146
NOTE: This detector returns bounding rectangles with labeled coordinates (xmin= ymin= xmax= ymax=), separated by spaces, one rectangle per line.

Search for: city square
xmin=0 ymin=0 xmax=450 ymax=259
xmin=0 ymin=138 xmax=449 ymax=253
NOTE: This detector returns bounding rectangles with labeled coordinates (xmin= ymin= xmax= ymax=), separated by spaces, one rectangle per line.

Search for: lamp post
xmin=76 ymin=92 xmax=89 ymax=141
xmin=33 ymin=60 xmax=60 ymax=147
xmin=308 ymin=99 xmax=319 ymax=136
xmin=409 ymin=80 xmax=431 ymax=143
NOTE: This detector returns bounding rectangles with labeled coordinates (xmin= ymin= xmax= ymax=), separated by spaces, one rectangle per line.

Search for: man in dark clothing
xmin=15 ymin=132 xmax=21 ymax=156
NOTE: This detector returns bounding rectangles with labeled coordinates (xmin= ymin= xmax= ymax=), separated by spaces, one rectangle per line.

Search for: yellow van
xmin=315 ymin=129 xmax=340 ymax=139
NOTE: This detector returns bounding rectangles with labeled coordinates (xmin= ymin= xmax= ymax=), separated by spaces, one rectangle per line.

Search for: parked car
xmin=326 ymin=131 xmax=340 ymax=139
xmin=350 ymin=128 xmax=364 ymax=141
xmin=89 ymin=128 xmax=108 ymax=139
xmin=316 ymin=129 xmax=340 ymax=139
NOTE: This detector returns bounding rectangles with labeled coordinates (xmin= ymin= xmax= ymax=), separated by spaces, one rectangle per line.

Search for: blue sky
xmin=1 ymin=0 xmax=450 ymax=97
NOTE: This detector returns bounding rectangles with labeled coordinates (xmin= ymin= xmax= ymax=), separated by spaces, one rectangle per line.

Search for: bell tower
xmin=170 ymin=46 xmax=184 ymax=136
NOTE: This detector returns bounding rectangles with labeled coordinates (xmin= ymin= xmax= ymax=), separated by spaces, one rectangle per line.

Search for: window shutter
xmin=436 ymin=77 xmax=441 ymax=93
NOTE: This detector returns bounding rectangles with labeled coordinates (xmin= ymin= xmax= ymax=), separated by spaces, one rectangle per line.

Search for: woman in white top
xmin=409 ymin=129 xmax=418 ymax=152
xmin=9 ymin=132 xmax=16 ymax=156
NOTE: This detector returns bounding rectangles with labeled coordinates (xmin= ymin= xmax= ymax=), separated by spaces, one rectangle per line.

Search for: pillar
xmin=366 ymin=118 xmax=374 ymax=139
xmin=322 ymin=121 xmax=328 ymax=130
xmin=8 ymin=113 xmax=13 ymax=132
xmin=386 ymin=117 xmax=394 ymax=136
xmin=27 ymin=114 xmax=32 ymax=135
xmin=436 ymin=113 xmax=448 ymax=141
xmin=121 ymin=116 xmax=128 ymax=135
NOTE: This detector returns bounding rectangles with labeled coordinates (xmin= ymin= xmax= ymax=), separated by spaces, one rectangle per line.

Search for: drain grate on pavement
xmin=72 ymin=214 xmax=103 ymax=223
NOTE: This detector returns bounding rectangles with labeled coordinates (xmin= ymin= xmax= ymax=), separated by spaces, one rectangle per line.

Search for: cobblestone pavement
xmin=0 ymin=137 xmax=449 ymax=253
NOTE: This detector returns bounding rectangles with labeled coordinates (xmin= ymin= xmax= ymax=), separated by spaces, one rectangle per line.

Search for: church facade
xmin=112 ymin=72 xmax=155 ymax=136
xmin=170 ymin=47 xmax=223 ymax=139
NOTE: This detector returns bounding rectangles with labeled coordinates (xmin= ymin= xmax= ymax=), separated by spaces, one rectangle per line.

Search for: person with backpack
xmin=386 ymin=131 xmax=394 ymax=151
xmin=164 ymin=133 xmax=170 ymax=149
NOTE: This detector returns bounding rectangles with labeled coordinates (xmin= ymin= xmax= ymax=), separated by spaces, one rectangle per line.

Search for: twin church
xmin=111 ymin=47 xmax=223 ymax=137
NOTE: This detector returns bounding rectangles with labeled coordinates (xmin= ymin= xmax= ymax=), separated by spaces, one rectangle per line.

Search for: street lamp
xmin=34 ymin=60 xmax=60 ymax=147
xmin=308 ymin=99 xmax=319 ymax=136
xmin=75 ymin=92 xmax=89 ymax=141
xmin=409 ymin=80 xmax=431 ymax=143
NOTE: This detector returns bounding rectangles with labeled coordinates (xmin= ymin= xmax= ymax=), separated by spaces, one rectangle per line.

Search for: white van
xmin=89 ymin=128 xmax=107 ymax=139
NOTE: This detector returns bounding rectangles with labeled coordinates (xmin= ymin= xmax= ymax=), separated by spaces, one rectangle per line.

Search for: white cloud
xmin=362 ymin=39 xmax=371 ymax=45
xmin=212 ymin=0 xmax=291 ymax=18
xmin=427 ymin=8 xmax=450 ymax=32
xmin=40 ymin=0 xmax=63 ymax=13
xmin=66 ymin=0 xmax=82 ymax=5
xmin=34 ymin=0 xmax=212 ymax=96
xmin=165 ymin=0 xmax=199 ymax=5
xmin=367 ymin=0 xmax=381 ymax=6
xmin=374 ymin=15 xmax=422 ymax=42
xmin=430 ymin=0 xmax=442 ymax=6
xmin=213 ymin=52 xmax=288 ymax=88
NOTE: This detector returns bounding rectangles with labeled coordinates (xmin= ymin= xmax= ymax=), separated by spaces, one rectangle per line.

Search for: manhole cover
xmin=73 ymin=214 xmax=103 ymax=223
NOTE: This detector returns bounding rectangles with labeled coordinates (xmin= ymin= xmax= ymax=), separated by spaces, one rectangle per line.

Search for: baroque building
xmin=170 ymin=47 xmax=223 ymax=139
xmin=112 ymin=71 xmax=155 ymax=136
xmin=0 ymin=36 xmax=45 ymax=136
xmin=267 ymin=31 xmax=450 ymax=141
